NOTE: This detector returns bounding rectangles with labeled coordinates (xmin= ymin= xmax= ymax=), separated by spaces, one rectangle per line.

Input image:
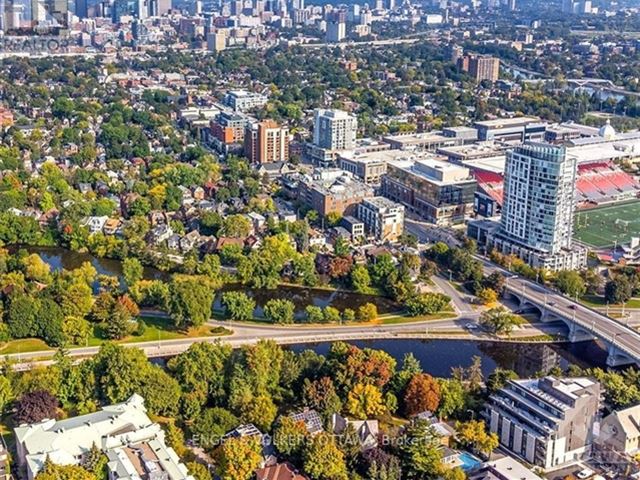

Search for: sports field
xmin=574 ymin=201 xmax=640 ymax=248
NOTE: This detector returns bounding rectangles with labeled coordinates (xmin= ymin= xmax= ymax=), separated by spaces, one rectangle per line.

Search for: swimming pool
xmin=457 ymin=451 xmax=482 ymax=471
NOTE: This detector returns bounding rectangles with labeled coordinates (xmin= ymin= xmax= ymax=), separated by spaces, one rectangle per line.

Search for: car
xmin=465 ymin=323 xmax=479 ymax=331
xmin=548 ymin=301 xmax=556 ymax=306
xmin=569 ymin=305 xmax=577 ymax=310
xmin=576 ymin=468 xmax=594 ymax=479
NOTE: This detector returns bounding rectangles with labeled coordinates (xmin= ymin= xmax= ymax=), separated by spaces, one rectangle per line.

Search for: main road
xmin=478 ymin=256 xmax=640 ymax=366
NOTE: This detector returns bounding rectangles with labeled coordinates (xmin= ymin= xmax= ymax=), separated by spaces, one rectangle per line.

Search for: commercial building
xmin=382 ymin=132 xmax=464 ymax=152
xmin=357 ymin=196 xmax=405 ymax=242
xmin=244 ymin=120 xmax=289 ymax=163
xmin=485 ymin=142 xmax=587 ymax=270
xmin=14 ymin=395 xmax=194 ymax=480
xmin=382 ymin=158 xmax=476 ymax=225
xmin=474 ymin=117 xmax=547 ymax=143
xmin=313 ymin=109 xmax=357 ymax=151
xmin=338 ymin=152 xmax=387 ymax=184
xmin=298 ymin=169 xmax=374 ymax=218
xmin=468 ymin=456 xmax=544 ymax=480
xmin=326 ymin=19 xmax=346 ymax=42
xmin=485 ymin=376 xmax=601 ymax=470
xmin=207 ymin=31 xmax=226 ymax=51
xmin=223 ymin=90 xmax=268 ymax=112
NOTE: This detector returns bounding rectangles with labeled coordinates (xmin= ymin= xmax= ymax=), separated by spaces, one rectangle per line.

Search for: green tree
xmin=350 ymin=264 xmax=372 ymax=293
xmin=122 ymin=258 xmax=144 ymax=288
xmin=273 ymin=417 xmax=308 ymax=459
xmin=263 ymin=299 xmax=295 ymax=324
xmin=168 ymin=275 xmax=214 ymax=328
xmin=436 ymin=378 xmax=466 ymax=419
xmin=62 ymin=316 xmax=91 ymax=346
xmin=139 ymin=366 xmax=182 ymax=417
xmin=357 ymin=303 xmax=378 ymax=322
xmin=605 ymin=275 xmax=633 ymax=304
xmin=303 ymin=432 xmax=349 ymax=480
xmin=186 ymin=462 xmax=211 ymax=480
xmin=36 ymin=462 xmax=97 ymax=480
xmin=191 ymin=407 xmax=239 ymax=449
xmin=239 ymin=394 xmax=277 ymax=431
xmin=92 ymin=343 xmax=150 ymax=404
xmin=221 ymin=291 xmax=255 ymax=321
xmin=555 ymin=270 xmax=586 ymax=299
xmin=455 ymin=420 xmax=499 ymax=456
xmin=0 ymin=376 xmax=13 ymax=415
xmin=220 ymin=214 xmax=252 ymax=238
xmin=305 ymin=305 xmax=324 ymax=323
xmin=405 ymin=293 xmax=451 ymax=316
xmin=486 ymin=368 xmax=518 ymax=394
xmin=480 ymin=307 xmax=524 ymax=335
xmin=396 ymin=420 xmax=444 ymax=479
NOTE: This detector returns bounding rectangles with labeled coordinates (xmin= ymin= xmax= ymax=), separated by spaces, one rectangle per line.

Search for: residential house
xmin=148 ymin=224 xmax=174 ymax=244
xmin=180 ymin=231 xmax=204 ymax=252
xmin=331 ymin=414 xmax=378 ymax=450
xmin=256 ymin=161 xmax=296 ymax=181
xmin=167 ymin=234 xmax=182 ymax=251
xmin=288 ymin=409 xmax=324 ymax=436
xmin=255 ymin=463 xmax=307 ymax=480
xmin=103 ymin=218 xmax=122 ymax=236
xmin=224 ymin=424 xmax=276 ymax=468
xmin=82 ymin=216 xmax=109 ymax=234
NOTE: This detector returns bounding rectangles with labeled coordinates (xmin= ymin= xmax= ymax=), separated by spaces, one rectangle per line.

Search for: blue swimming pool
xmin=457 ymin=451 xmax=482 ymax=471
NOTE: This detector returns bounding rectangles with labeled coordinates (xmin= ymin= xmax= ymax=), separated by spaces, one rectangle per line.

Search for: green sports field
xmin=574 ymin=201 xmax=640 ymax=248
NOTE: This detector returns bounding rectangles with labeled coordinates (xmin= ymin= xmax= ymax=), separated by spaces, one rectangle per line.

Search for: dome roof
xmin=599 ymin=119 xmax=616 ymax=140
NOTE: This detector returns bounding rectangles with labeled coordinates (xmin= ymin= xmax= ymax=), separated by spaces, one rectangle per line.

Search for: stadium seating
xmin=576 ymin=162 xmax=640 ymax=203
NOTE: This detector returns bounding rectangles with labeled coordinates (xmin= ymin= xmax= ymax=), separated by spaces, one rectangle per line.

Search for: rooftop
xmin=387 ymin=158 xmax=474 ymax=185
xmin=474 ymin=116 xmax=541 ymax=128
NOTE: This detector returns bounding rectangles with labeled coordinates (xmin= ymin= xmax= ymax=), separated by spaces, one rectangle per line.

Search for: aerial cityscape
xmin=1 ymin=0 xmax=640 ymax=479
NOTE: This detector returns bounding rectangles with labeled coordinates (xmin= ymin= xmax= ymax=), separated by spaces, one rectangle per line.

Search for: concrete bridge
xmin=503 ymin=276 xmax=640 ymax=367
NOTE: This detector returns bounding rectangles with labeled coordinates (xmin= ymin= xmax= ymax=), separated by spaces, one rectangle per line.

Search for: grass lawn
xmin=574 ymin=201 xmax=640 ymax=248
xmin=581 ymin=295 xmax=640 ymax=309
xmin=0 ymin=317 xmax=231 ymax=355
xmin=380 ymin=312 xmax=457 ymax=325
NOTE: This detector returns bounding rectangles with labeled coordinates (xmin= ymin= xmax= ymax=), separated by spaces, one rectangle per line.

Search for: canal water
xmin=25 ymin=247 xmax=614 ymax=377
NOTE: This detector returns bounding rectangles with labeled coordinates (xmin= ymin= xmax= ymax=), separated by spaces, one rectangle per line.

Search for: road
xmin=8 ymin=313 xmax=568 ymax=371
xmin=480 ymin=257 xmax=640 ymax=365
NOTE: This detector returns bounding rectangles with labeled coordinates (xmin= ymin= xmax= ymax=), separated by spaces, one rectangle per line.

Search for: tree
xmin=483 ymin=271 xmax=506 ymax=295
xmin=36 ymin=462 xmax=97 ymax=480
xmin=122 ymin=257 xmax=144 ymax=288
xmin=139 ymin=366 xmax=182 ymax=417
xmin=168 ymin=275 xmax=214 ymax=328
xmin=263 ymin=299 xmax=295 ymax=324
xmin=323 ymin=306 xmax=341 ymax=323
xmin=104 ymin=302 xmax=134 ymax=340
xmin=403 ymin=373 xmax=441 ymax=416
xmin=15 ymin=390 xmax=58 ymax=424
xmin=221 ymin=291 xmax=255 ymax=321
xmin=214 ymin=435 xmax=262 ymax=480
xmin=477 ymin=288 xmax=497 ymax=305
xmin=239 ymin=394 xmax=277 ymax=431
xmin=346 ymin=383 xmax=386 ymax=419
xmin=305 ymin=305 xmax=324 ymax=323
xmin=555 ymin=270 xmax=586 ymax=299
xmin=303 ymin=432 xmax=349 ymax=480
xmin=605 ymin=275 xmax=633 ymax=304
xmin=191 ymin=407 xmax=239 ymax=449
xmin=396 ymin=420 xmax=444 ymax=479
xmin=302 ymin=377 xmax=342 ymax=420
xmin=342 ymin=308 xmax=356 ymax=323
xmin=0 ymin=376 xmax=12 ymax=415
xmin=350 ymin=264 xmax=371 ymax=293
xmin=486 ymin=368 xmax=518 ymax=394
xmin=187 ymin=462 xmax=212 ymax=480
xmin=357 ymin=303 xmax=378 ymax=322
xmin=63 ymin=316 xmax=91 ymax=346
xmin=480 ymin=307 xmax=524 ymax=335
xmin=436 ymin=378 xmax=466 ymax=419
xmin=22 ymin=253 xmax=51 ymax=283
xmin=82 ymin=443 xmax=108 ymax=478
xmin=405 ymin=293 xmax=451 ymax=316
xmin=455 ymin=420 xmax=499 ymax=456
xmin=7 ymin=294 xmax=38 ymax=338
xmin=273 ymin=417 xmax=308 ymax=459
xmin=92 ymin=343 xmax=149 ymax=404
xmin=220 ymin=214 xmax=252 ymax=238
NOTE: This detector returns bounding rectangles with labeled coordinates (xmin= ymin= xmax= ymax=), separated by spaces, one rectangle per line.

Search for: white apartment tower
xmin=313 ymin=109 xmax=357 ymax=151
xmin=501 ymin=143 xmax=575 ymax=254
xmin=487 ymin=142 xmax=586 ymax=270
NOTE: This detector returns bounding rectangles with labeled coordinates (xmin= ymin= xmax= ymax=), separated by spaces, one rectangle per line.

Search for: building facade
xmin=485 ymin=376 xmax=601 ymax=470
xmin=313 ymin=109 xmax=357 ymax=151
xmin=469 ymin=55 xmax=500 ymax=82
xmin=487 ymin=142 xmax=587 ymax=270
xmin=223 ymin=90 xmax=268 ymax=112
xmin=298 ymin=169 xmax=374 ymax=218
xmin=338 ymin=154 xmax=387 ymax=184
xmin=244 ymin=120 xmax=289 ymax=163
xmin=382 ymin=158 xmax=477 ymax=225
xmin=357 ymin=196 xmax=405 ymax=242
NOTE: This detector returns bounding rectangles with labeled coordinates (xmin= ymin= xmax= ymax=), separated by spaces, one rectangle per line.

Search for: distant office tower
xmin=374 ymin=0 xmax=382 ymax=8
xmin=489 ymin=142 xmax=586 ymax=270
xmin=313 ymin=109 xmax=357 ymax=151
xmin=450 ymin=45 xmax=463 ymax=63
xmin=135 ymin=0 xmax=147 ymax=18
xmin=469 ymin=55 xmax=500 ymax=82
xmin=387 ymin=0 xmax=395 ymax=9
xmin=207 ymin=31 xmax=226 ymax=51
xmin=507 ymin=0 xmax=516 ymax=10
xmin=244 ymin=120 xmax=289 ymax=163
xmin=562 ymin=0 xmax=592 ymax=13
xmin=156 ymin=0 xmax=170 ymax=15
xmin=326 ymin=19 xmax=345 ymax=42
xmin=75 ymin=0 xmax=88 ymax=18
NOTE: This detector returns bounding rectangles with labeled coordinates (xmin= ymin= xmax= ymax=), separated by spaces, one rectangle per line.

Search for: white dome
xmin=599 ymin=119 xmax=616 ymax=140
